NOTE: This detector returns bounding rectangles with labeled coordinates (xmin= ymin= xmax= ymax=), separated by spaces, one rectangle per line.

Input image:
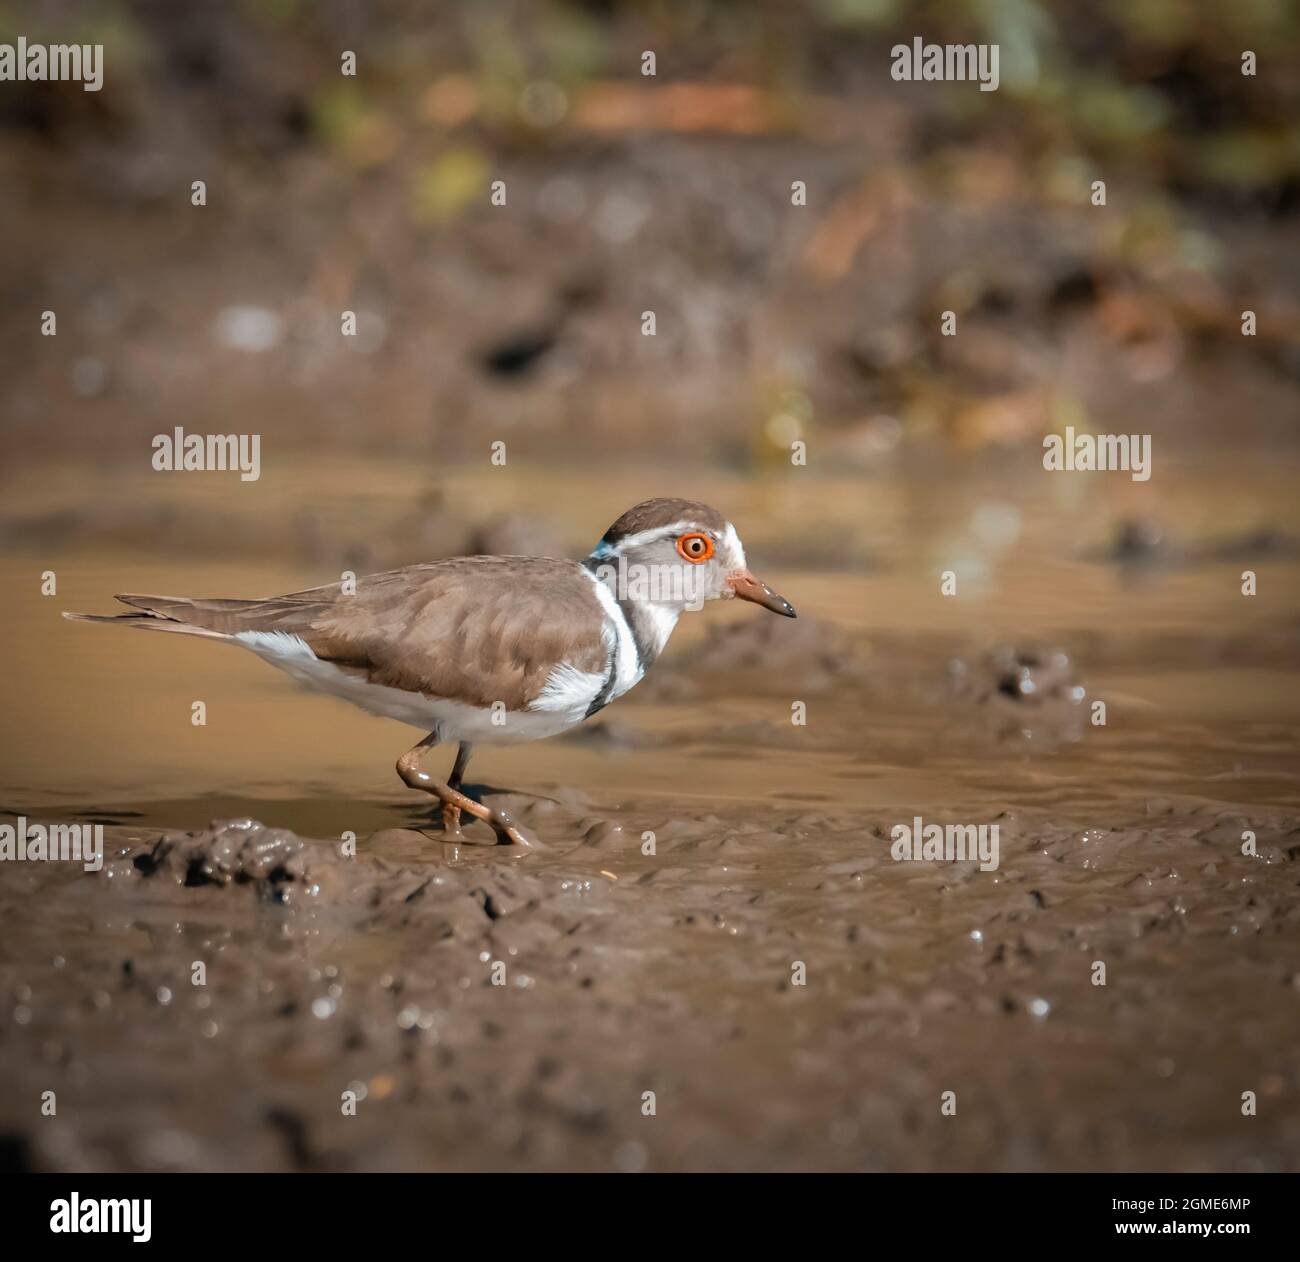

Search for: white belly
xmin=233 ymin=631 xmax=605 ymax=745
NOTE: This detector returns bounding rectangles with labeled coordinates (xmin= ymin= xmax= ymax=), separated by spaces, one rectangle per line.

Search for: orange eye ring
xmin=677 ymin=532 xmax=714 ymax=563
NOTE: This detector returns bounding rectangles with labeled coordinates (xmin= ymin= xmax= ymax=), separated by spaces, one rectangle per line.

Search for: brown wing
xmin=107 ymin=557 xmax=611 ymax=711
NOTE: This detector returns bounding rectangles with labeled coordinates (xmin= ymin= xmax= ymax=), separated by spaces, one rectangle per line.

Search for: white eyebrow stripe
xmin=593 ymin=521 xmax=715 ymax=554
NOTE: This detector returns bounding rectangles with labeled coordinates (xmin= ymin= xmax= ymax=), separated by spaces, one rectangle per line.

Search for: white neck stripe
xmin=583 ymin=567 xmax=643 ymax=697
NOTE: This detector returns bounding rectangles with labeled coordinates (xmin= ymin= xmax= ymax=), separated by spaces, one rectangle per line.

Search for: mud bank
xmin=1 ymin=793 xmax=1297 ymax=1173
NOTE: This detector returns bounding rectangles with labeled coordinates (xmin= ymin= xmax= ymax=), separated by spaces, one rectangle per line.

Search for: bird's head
xmin=588 ymin=498 xmax=795 ymax=617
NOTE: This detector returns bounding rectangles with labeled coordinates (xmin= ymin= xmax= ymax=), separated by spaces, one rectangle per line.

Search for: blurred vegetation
xmin=4 ymin=0 xmax=1295 ymax=203
xmin=1 ymin=0 xmax=1297 ymax=473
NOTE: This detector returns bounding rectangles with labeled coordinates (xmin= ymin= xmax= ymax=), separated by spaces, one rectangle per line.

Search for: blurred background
xmin=1 ymin=0 xmax=1300 ymax=1174
xmin=3 ymin=0 xmax=1298 ymax=478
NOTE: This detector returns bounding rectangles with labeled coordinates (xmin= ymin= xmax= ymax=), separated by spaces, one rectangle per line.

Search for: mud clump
xmin=948 ymin=646 xmax=1088 ymax=746
xmin=125 ymin=819 xmax=330 ymax=905
xmin=105 ymin=817 xmax=568 ymax=928
xmin=983 ymin=647 xmax=1083 ymax=706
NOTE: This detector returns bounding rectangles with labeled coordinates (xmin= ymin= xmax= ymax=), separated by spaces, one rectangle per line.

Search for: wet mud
xmin=3 ymin=786 xmax=1298 ymax=1173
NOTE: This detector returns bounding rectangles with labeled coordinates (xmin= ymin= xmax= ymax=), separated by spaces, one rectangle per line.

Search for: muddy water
xmin=1 ymin=456 xmax=1298 ymax=1171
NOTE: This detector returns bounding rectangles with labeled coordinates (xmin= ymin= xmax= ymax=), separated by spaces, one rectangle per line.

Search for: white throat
xmin=628 ymin=598 xmax=682 ymax=658
xmin=584 ymin=554 xmax=690 ymax=675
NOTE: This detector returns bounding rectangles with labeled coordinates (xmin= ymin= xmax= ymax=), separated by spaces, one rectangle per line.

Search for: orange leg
xmin=396 ymin=734 xmax=534 ymax=847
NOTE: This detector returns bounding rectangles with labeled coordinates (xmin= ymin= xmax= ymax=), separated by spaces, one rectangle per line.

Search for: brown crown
xmin=601 ymin=498 xmax=728 ymax=545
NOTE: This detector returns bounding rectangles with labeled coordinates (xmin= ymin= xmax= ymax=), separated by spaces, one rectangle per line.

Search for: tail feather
xmin=114 ymin=592 xmax=327 ymax=635
xmin=62 ymin=609 xmax=230 ymax=639
xmin=113 ymin=592 xmax=265 ymax=620
xmin=64 ymin=591 xmax=324 ymax=640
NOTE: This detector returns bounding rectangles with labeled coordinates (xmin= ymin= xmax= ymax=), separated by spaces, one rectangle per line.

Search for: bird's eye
xmin=677 ymin=532 xmax=714 ymax=563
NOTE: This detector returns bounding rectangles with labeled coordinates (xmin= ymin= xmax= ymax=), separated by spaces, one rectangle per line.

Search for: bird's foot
xmin=482 ymin=802 xmax=539 ymax=849
xmin=439 ymin=790 xmax=538 ymax=848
